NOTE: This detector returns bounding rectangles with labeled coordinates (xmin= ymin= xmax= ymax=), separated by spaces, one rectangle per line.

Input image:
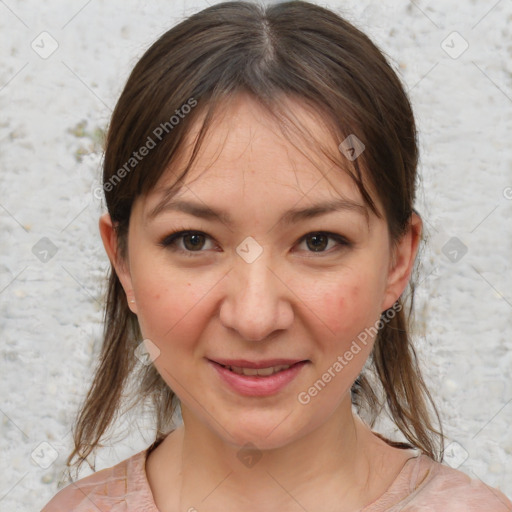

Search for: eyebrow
xmin=147 ymin=194 xmax=369 ymax=227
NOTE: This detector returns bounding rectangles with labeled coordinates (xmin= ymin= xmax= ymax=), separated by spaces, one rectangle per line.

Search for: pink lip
xmin=208 ymin=359 xmax=308 ymax=396
xmin=210 ymin=358 xmax=305 ymax=369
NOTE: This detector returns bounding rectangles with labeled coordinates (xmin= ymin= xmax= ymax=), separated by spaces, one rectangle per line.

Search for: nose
xmin=219 ymin=252 xmax=294 ymax=342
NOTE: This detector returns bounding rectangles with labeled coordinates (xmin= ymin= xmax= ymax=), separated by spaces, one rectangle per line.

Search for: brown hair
xmin=65 ymin=0 xmax=443 ymax=480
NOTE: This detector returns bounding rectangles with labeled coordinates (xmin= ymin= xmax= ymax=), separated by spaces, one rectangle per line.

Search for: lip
xmin=210 ymin=358 xmax=306 ymax=369
xmin=208 ymin=359 xmax=309 ymax=397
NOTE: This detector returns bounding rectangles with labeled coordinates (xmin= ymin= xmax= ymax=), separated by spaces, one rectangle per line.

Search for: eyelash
xmin=158 ymin=227 xmax=351 ymax=257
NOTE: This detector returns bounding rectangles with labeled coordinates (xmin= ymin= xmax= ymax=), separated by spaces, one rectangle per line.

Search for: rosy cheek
xmin=136 ymin=276 xmax=208 ymax=343
xmin=316 ymin=282 xmax=373 ymax=340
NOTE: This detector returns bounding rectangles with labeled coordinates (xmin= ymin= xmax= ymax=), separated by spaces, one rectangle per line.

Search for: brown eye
xmin=305 ymin=233 xmax=329 ymax=252
xmin=297 ymin=232 xmax=351 ymax=254
xmin=182 ymin=233 xmax=206 ymax=251
xmin=160 ymin=230 xmax=215 ymax=256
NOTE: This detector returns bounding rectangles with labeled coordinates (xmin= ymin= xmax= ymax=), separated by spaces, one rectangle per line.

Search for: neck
xmin=176 ymin=398 xmax=376 ymax=510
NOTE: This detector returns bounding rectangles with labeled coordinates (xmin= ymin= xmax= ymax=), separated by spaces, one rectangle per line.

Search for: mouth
xmin=209 ymin=358 xmax=308 ymax=376
xmin=207 ymin=358 xmax=309 ymax=396
xmin=216 ymin=362 xmax=300 ymax=376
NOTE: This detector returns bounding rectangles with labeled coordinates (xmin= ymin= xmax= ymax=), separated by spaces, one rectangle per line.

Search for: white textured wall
xmin=0 ymin=1 xmax=511 ymax=510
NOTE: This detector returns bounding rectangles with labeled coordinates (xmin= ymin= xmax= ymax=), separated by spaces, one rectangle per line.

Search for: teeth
xmin=226 ymin=364 xmax=292 ymax=376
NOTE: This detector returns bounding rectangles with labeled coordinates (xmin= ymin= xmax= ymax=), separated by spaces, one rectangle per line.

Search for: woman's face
xmin=103 ymin=93 xmax=419 ymax=449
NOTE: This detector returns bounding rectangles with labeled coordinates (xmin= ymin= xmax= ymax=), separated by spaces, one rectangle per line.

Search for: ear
xmin=381 ymin=211 xmax=422 ymax=311
xmin=99 ymin=213 xmax=138 ymax=314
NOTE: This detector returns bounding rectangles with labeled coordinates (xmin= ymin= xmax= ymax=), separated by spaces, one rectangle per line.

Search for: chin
xmin=216 ymin=411 xmax=310 ymax=451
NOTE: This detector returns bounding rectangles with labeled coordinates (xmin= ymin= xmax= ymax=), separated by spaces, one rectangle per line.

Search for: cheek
xmin=134 ymin=275 xmax=212 ymax=388
xmin=303 ymin=277 xmax=381 ymax=397
xmin=130 ymin=261 xmax=208 ymax=344
xmin=313 ymin=274 xmax=383 ymax=342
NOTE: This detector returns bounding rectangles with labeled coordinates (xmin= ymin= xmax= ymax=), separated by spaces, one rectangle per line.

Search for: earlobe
xmin=381 ymin=212 xmax=423 ymax=311
xmin=98 ymin=213 xmax=137 ymax=313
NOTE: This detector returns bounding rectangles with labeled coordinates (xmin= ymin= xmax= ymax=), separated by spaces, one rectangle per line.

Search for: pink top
xmin=41 ymin=447 xmax=512 ymax=511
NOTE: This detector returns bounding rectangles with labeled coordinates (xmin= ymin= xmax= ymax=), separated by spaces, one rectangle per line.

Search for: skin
xmin=100 ymin=93 xmax=422 ymax=512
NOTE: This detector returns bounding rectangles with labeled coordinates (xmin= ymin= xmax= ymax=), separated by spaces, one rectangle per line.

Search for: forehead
xmin=145 ymin=93 xmax=369 ymax=210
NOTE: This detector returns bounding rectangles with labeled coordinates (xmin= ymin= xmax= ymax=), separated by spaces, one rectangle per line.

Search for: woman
xmin=42 ymin=1 xmax=512 ymax=510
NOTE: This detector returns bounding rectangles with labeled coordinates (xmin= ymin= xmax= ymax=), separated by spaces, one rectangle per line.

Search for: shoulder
xmin=40 ymin=449 xmax=154 ymax=512
xmin=404 ymin=455 xmax=512 ymax=511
